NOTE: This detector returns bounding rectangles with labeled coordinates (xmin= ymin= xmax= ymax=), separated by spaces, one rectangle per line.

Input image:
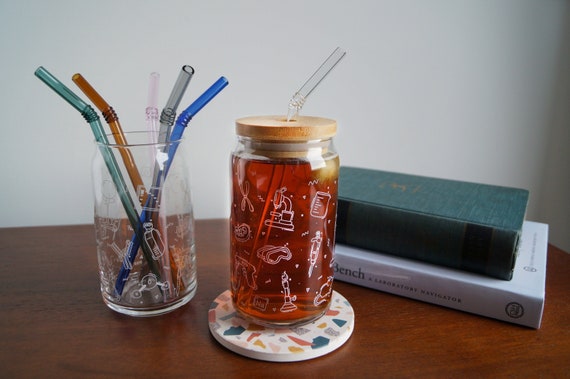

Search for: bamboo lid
xmin=236 ymin=115 xmax=337 ymax=141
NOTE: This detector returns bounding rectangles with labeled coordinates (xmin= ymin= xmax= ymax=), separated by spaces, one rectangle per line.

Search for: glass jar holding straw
xmin=229 ymin=47 xmax=345 ymax=327
xmin=230 ymin=115 xmax=340 ymax=326
xmin=34 ymin=65 xmax=228 ymax=316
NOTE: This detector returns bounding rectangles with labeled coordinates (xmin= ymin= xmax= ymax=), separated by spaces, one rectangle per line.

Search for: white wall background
xmin=1 ymin=0 xmax=568 ymax=251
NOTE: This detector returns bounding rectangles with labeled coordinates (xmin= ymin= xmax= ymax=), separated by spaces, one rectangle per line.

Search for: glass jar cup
xmin=230 ymin=115 xmax=339 ymax=327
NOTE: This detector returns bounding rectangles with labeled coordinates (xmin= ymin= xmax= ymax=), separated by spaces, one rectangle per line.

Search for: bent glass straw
xmin=72 ymin=74 xmax=149 ymax=205
xmin=159 ymin=65 xmax=194 ymax=143
xmin=149 ymin=65 xmax=194 ymax=220
xmin=287 ymin=47 xmax=346 ymax=122
xmin=114 ymin=76 xmax=229 ymax=296
xmin=34 ymin=67 xmax=161 ymax=280
xmin=148 ymin=66 xmax=194 ymax=291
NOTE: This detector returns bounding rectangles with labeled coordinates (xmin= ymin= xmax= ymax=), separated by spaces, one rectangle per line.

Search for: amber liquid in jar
xmin=230 ymin=115 xmax=339 ymax=327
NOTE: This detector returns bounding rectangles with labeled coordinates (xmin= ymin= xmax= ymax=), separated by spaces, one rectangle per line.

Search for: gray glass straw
xmin=158 ymin=65 xmax=194 ymax=143
xmin=145 ymin=65 xmax=194 ymax=231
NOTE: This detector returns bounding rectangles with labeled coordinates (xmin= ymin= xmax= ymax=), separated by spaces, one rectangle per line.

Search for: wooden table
xmin=1 ymin=219 xmax=568 ymax=378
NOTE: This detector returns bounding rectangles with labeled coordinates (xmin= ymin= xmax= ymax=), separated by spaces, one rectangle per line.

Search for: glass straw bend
xmin=158 ymin=65 xmax=195 ymax=142
xmin=287 ymin=47 xmax=346 ymax=121
xmin=72 ymin=73 xmax=149 ymax=204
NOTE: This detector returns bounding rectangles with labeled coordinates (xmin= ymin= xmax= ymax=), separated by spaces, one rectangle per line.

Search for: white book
xmin=333 ymin=221 xmax=548 ymax=328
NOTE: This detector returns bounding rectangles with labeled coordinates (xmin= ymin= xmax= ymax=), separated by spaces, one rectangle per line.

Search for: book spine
xmin=336 ymin=199 xmax=519 ymax=280
xmin=333 ymin=246 xmax=543 ymax=328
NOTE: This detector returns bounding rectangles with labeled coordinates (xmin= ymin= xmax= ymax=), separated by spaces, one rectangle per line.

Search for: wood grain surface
xmin=1 ymin=220 xmax=568 ymax=378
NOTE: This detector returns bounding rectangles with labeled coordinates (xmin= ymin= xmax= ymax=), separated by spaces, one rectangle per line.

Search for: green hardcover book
xmin=336 ymin=166 xmax=530 ymax=280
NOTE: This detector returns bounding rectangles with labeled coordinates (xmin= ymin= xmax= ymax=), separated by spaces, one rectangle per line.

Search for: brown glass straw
xmin=72 ymin=74 xmax=148 ymax=204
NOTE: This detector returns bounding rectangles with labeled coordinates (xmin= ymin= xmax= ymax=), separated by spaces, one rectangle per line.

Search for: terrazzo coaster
xmin=208 ymin=290 xmax=354 ymax=362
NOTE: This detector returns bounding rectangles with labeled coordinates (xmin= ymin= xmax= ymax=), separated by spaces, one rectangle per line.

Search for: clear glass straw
xmin=287 ymin=47 xmax=346 ymax=121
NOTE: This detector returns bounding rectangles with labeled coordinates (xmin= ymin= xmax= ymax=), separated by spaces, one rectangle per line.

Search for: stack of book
xmin=334 ymin=166 xmax=547 ymax=328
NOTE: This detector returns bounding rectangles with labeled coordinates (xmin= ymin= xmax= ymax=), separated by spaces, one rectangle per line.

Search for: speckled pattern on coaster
xmin=208 ymin=290 xmax=354 ymax=362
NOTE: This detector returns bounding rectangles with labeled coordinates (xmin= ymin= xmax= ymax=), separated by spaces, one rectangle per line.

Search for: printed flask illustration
xmin=143 ymin=222 xmax=166 ymax=260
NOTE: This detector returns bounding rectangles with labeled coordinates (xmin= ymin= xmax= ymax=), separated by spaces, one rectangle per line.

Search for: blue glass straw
xmin=34 ymin=67 xmax=162 ymax=280
xmin=114 ymin=76 xmax=229 ymax=296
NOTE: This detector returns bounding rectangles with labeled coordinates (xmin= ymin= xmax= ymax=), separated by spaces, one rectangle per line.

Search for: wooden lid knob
xmin=236 ymin=115 xmax=337 ymax=141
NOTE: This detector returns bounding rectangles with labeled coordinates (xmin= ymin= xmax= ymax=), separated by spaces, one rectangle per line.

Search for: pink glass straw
xmin=146 ymin=72 xmax=160 ymax=143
